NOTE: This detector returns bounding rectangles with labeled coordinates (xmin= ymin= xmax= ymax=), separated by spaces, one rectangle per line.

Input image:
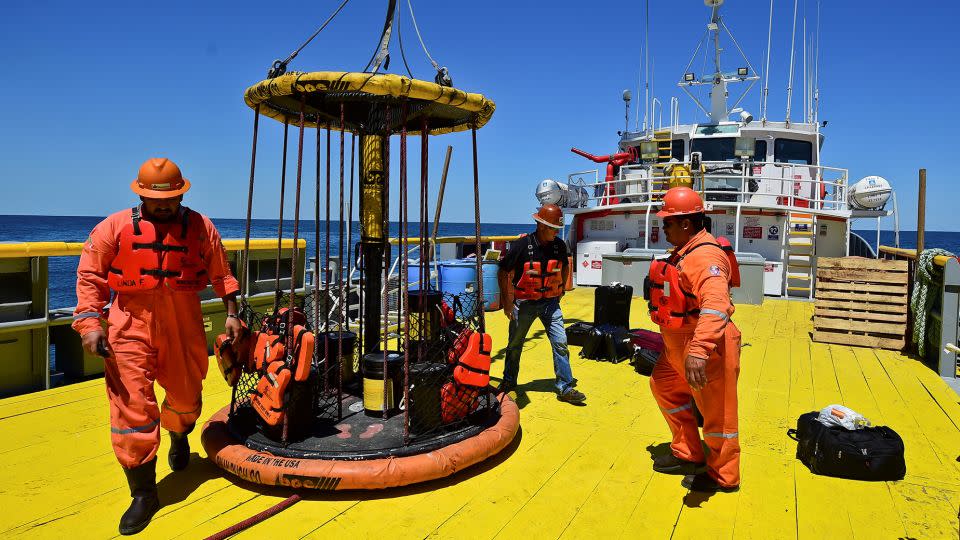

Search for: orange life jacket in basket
xmin=440 ymin=381 xmax=481 ymax=424
xmin=214 ymin=323 xmax=251 ymax=387
xmin=107 ymin=206 xmax=208 ymax=293
xmin=249 ymin=324 xmax=315 ymax=426
xmin=453 ymin=331 xmax=492 ymax=388
xmin=514 ymin=237 xmax=564 ymax=300
xmin=644 ymin=237 xmax=739 ymax=329
xmin=250 ymin=360 xmax=292 ymax=426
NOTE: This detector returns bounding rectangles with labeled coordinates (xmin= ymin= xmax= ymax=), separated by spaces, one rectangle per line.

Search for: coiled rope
xmin=910 ymin=248 xmax=954 ymax=356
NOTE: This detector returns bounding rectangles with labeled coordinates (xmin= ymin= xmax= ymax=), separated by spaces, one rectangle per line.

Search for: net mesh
xmin=228 ymin=289 xmax=499 ymax=446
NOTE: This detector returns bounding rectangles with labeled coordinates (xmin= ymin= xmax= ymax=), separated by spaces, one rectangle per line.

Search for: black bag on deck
xmin=594 ymin=284 xmax=633 ymax=328
xmin=565 ymin=322 xmax=595 ymax=348
xmin=580 ymin=324 xmax=633 ymax=364
xmin=788 ymin=411 xmax=906 ymax=481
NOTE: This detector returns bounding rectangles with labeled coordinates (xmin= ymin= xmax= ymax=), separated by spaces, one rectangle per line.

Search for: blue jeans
xmin=501 ymin=297 xmax=575 ymax=393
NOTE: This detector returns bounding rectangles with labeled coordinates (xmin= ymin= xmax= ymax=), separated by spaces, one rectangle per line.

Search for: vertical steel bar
xmin=282 ymin=96 xmax=306 ymax=443
xmin=400 ymin=103 xmax=409 ymax=442
xmin=471 ymin=122 xmax=485 ymax=334
xmin=241 ymin=105 xmax=261 ymax=303
xmin=274 ymin=120 xmax=290 ymax=313
xmin=338 ymin=104 xmax=346 ymax=419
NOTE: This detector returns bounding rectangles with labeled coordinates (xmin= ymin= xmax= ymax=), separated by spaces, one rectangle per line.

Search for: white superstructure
xmin=548 ymin=0 xmax=896 ymax=299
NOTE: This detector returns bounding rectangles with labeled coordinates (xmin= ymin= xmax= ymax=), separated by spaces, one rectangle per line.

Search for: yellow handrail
xmin=387 ymin=235 xmax=522 ymax=245
xmin=0 ymin=239 xmax=305 ymax=258
xmin=879 ymin=245 xmax=955 ymax=267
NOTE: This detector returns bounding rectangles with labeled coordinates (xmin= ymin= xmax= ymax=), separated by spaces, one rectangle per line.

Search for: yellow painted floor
xmin=2 ymin=287 xmax=960 ymax=539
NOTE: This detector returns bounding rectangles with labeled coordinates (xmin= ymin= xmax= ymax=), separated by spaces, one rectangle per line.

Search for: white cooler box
xmin=763 ymin=261 xmax=783 ymax=296
xmin=575 ymin=240 xmax=624 ymax=286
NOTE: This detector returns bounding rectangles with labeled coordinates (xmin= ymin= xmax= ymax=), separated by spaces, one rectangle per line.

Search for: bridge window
xmin=671 ymin=139 xmax=685 ymax=161
xmin=690 ymin=137 xmax=736 ymax=162
xmin=753 ymin=140 xmax=767 ymax=162
xmin=774 ymin=138 xmax=813 ymax=164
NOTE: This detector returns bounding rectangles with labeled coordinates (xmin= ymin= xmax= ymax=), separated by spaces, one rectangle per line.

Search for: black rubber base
xmin=228 ymin=392 xmax=501 ymax=461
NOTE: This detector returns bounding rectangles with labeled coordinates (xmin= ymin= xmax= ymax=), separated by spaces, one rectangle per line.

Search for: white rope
xmin=406 ymin=0 xmax=440 ymax=70
xmin=911 ymin=248 xmax=954 ymax=356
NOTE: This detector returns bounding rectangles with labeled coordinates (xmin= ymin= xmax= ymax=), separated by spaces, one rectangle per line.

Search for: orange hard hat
xmin=131 ymin=158 xmax=191 ymax=198
xmin=656 ymin=187 xmax=704 ymax=218
xmin=532 ymin=204 xmax=564 ymax=229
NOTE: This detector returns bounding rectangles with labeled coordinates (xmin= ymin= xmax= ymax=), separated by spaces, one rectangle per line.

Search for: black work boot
xmin=168 ymin=430 xmax=191 ymax=472
xmin=119 ymin=458 xmax=160 ymax=535
xmin=682 ymin=472 xmax=740 ymax=493
xmin=652 ymin=453 xmax=706 ymax=475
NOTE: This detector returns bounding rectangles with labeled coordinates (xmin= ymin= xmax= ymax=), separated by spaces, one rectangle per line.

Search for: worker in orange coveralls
xmin=73 ymin=158 xmax=242 ymax=535
xmin=646 ymin=187 xmax=741 ymax=492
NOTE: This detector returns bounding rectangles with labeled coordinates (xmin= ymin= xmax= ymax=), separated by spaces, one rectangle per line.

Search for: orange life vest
xmin=644 ymin=238 xmax=739 ymax=329
xmin=447 ymin=326 xmax=474 ymax=365
xmin=214 ymin=323 xmax=251 ymax=387
xmin=453 ymin=331 xmax=492 ymax=387
xmin=249 ymin=323 xmax=315 ymax=426
xmin=440 ymin=381 xmax=481 ymax=424
xmin=107 ymin=206 xmax=208 ymax=293
xmin=514 ymin=237 xmax=564 ymax=300
xmin=250 ymin=360 xmax=292 ymax=426
xmin=715 ymin=236 xmax=741 ymax=288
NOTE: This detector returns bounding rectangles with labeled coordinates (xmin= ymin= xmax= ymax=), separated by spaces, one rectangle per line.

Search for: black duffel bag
xmin=788 ymin=411 xmax=906 ymax=481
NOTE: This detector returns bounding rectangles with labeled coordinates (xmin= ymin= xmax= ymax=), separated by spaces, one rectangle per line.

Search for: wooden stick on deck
xmin=917 ymin=168 xmax=926 ymax=254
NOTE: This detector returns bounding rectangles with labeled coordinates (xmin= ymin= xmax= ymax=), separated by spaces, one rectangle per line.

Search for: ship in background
xmin=538 ymin=0 xmax=897 ymax=299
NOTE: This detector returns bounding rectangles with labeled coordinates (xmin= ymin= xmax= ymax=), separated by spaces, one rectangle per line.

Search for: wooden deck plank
xmin=874 ymin=351 xmax=960 ymax=479
xmin=887 ymin=482 xmax=960 ymax=539
xmin=851 ymin=347 xmax=958 ymax=486
xmin=495 ymin=427 xmax=637 ymax=539
xmin=558 ymin=431 xmax=658 ymax=539
xmin=809 ymin=342 xmax=844 ymax=407
xmin=430 ymin=423 xmax=593 ymax=539
xmin=731 ymin=454 xmax=797 ymax=540
xmin=794 ymin=472 xmax=855 ymax=539
xmin=619 ymin=473 xmax=687 ymax=539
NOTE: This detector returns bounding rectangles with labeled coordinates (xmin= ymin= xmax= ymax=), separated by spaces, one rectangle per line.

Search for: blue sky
xmin=1 ymin=1 xmax=956 ymax=230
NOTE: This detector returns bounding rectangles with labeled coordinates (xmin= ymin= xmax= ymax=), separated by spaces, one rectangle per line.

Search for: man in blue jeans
xmin=497 ymin=204 xmax=586 ymax=404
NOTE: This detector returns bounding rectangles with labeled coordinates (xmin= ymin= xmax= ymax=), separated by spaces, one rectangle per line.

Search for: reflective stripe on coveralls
xmin=74 ymin=207 xmax=239 ymax=468
xmin=649 ymin=228 xmax=741 ymax=488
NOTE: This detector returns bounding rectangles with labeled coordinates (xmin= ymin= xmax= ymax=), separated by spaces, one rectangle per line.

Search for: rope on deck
xmin=911 ymin=248 xmax=955 ymax=356
xmin=204 ymin=494 xmax=302 ymax=540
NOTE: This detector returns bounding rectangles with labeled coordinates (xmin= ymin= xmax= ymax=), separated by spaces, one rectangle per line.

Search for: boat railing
xmin=0 ymin=238 xmax=307 ymax=397
xmin=568 ymin=161 xmax=849 ymax=213
xmin=880 ymin=246 xmax=960 ymax=382
xmin=354 ymin=235 xmax=526 ymax=339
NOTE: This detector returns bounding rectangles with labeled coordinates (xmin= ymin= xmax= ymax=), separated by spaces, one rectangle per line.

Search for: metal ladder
xmin=650 ymin=130 xmax=673 ymax=200
xmin=785 ymin=212 xmax=817 ymax=299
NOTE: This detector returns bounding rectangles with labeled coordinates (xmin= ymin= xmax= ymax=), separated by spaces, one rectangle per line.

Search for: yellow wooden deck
xmin=3 ymin=288 xmax=959 ymax=539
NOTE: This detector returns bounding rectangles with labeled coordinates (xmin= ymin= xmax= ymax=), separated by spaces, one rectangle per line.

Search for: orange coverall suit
xmin=73 ymin=208 xmax=239 ymax=468
xmin=650 ymin=229 xmax=742 ymax=487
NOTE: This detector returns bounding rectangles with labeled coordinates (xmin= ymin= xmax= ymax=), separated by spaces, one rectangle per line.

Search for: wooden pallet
xmin=812 ymin=257 xmax=909 ymax=350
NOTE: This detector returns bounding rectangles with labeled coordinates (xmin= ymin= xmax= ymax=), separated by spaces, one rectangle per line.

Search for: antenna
xmin=785 ymin=0 xmax=799 ymax=124
xmin=761 ymin=0 xmax=774 ymax=121
xmin=644 ymin=0 xmax=650 ymax=134
xmin=814 ymin=0 xmax=821 ymax=124
xmin=622 ymin=89 xmax=632 ymax=134
xmin=635 ymin=42 xmax=643 ymax=131
xmin=802 ymin=14 xmax=807 ymax=123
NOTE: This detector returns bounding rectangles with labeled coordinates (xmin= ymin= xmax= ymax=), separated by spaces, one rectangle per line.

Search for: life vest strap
xmin=455 ymin=361 xmax=490 ymax=376
xmin=132 ymin=241 xmax=189 ymax=253
xmin=142 ymin=268 xmax=180 ymax=278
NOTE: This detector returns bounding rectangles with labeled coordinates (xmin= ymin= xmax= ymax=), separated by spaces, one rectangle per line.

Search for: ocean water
xmin=2 ymin=215 xmax=957 ymax=309
xmin=0 ymin=215 xmax=534 ymax=308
